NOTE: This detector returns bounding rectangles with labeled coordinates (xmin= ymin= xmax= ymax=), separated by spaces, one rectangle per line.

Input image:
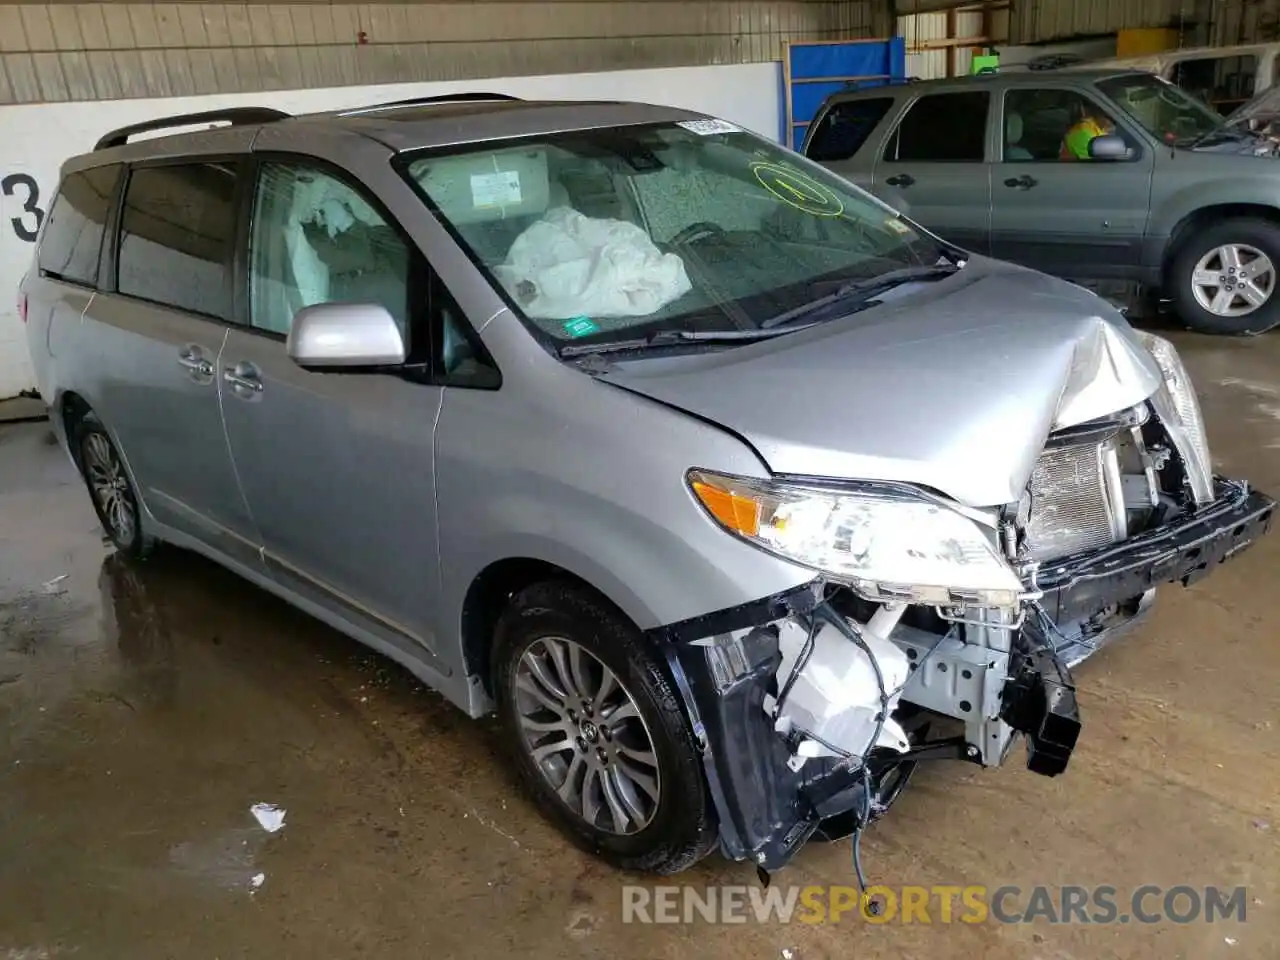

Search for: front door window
xmin=249 ymin=162 xmax=411 ymax=337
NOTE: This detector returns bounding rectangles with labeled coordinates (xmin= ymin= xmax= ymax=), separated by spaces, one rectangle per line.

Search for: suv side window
xmin=249 ymin=161 xmax=410 ymax=337
xmin=117 ymin=161 xmax=239 ymax=319
xmin=807 ymin=98 xmax=894 ymax=162
xmin=37 ymin=165 xmax=121 ymax=286
xmin=883 ymin=91 xmax=990 ymax=162
xmin=1003 ymin=88 xmax=1125 ymax=161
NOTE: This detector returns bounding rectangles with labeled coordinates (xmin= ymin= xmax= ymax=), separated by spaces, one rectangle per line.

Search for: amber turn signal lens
xmin=691 ymin=480 xmax=761 ymax=536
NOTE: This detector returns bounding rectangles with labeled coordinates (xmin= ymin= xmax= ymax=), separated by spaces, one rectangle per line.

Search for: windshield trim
xmin=391 ymin=122 xmax=945 ymax=357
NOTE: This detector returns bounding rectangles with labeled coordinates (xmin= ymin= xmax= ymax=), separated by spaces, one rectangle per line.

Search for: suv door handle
xmin=223 ymin=364 xmax=263 ymax=396
xmin=177 ymin=347 xmax=214 ymax=379
xmin=885 ymin=173 xmax=916 ymax=187
xmin=1003 ymin=174 xmax=1038 ymax=189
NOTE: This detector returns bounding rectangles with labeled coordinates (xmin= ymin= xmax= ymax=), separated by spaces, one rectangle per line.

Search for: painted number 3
xmin=2 ymin=173 xmax=46 ymax=242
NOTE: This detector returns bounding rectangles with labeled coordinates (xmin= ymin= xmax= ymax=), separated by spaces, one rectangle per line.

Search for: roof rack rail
xmin=841 ymin=75 xmax=921 ymax=92
xmin=337 ymin=92 xmax=523 ymax=115
xmin=95 ymin=107 xmax=289 ymax=151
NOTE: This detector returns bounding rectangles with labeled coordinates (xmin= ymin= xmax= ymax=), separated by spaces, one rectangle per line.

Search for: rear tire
xmin=492 ymin=580 xmax=717 ymax=874
xmin=72 ymin=412 xmax=156 ymax=560
xmin=1169 ymin=217 xmax=1280 ymax=335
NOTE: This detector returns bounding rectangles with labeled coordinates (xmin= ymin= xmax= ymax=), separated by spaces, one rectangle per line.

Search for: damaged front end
xmin=656 ymin=330 xmax=1275 ymax=872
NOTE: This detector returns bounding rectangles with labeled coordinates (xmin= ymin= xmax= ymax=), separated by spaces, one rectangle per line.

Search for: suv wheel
xmin=492 ymin=581 xmax=717 ymax=874
xmin=73 ymin=413 xmax=155 ymax=560
xmin=1169 ymin=217 xmax=1280 ymax=334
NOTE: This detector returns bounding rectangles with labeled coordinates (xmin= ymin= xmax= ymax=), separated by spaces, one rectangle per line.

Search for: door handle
xmin=1003 ymin=174 xmax=1038 ymax=189
xmin=223 ymin=367 xmax=263 ymax=394
xmin=177 ymin=348 xmax=214 ymax=378
xmin=885 ymin=173 xmax=916 ymax=187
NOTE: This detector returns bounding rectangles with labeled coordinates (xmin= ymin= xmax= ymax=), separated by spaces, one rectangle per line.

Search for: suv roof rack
xmin=94 ymin=107 xmax=290 ymax=151
xmin=840 ymin=76 xmax=921 ymax=93
xmin=337 ymin=92 xmax=524 ymax=116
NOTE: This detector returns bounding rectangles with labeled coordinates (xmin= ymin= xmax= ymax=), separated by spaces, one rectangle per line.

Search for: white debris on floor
xmin=250 ymin=803 xmax=286 ymax=833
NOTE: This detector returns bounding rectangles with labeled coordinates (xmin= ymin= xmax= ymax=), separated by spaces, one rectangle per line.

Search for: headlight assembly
xmin=687 ymin=470 xmax=1024 ymax=608
xmin=1134 ymin=330 xmax=1214 ymax=504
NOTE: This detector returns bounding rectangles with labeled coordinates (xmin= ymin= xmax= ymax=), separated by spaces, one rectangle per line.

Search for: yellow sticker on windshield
xmin=884 ymin=218 xmax=912 ymax=235
xmin=750 ymin=162 xmax=844 ymax=217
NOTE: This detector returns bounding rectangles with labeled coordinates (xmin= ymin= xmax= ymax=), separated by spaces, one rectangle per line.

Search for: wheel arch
xmin=57 ymin=389 xmax=94 ymax=465
xmin=460 ymin=556 xmax=650 ymax=702
xmin=1161 ymin=203 xmax=1280 ymax=284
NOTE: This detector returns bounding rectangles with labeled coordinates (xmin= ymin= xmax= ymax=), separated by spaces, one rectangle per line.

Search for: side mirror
xmin=1087 ymin=134 xmax=1132 ymax=161
xmin=287 ymin=303 xmax=407 ymax=370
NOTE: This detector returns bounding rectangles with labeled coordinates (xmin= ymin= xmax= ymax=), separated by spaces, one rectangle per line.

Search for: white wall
xmin=0 ymin=60 xmax=784 ymax=401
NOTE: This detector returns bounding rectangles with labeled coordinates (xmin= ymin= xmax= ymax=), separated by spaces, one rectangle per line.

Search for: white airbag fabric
xmin=495 ymin=207 xmax=692 ymax=320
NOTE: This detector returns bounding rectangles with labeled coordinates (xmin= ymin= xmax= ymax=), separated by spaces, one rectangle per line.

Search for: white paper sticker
xmin=470 ymin=170 xmax=522 ymax=208
xmin=677 ymin=118 xmax=740 ymax=136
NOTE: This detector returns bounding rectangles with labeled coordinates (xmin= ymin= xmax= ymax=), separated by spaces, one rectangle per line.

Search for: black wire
xmin=851 ymin=768 xmax=872 ymax=893
xmin=811 ymin=604 xmax=891 ymax=902
xmin=816 ymin=605 xmax=890 ymax=767
xmin=773 ymin=613 xmax=818 ymax=721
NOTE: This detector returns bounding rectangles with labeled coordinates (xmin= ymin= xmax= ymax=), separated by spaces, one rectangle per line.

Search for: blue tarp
xmin=786 ymin=38 xmax=907 ymax=150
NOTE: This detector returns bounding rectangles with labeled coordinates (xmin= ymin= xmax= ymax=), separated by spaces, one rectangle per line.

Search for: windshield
xmin=1095 ymin=73 xmax=1225 ymax=144
xmin=400 ymin=121 xmax=946 ymax=349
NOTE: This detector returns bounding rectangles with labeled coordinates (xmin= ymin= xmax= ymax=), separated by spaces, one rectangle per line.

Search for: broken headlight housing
xmin=688 ymin=470 xmax=1024 ymax=607
xmin=1134 ymin=330 xmax=1213 ymax=504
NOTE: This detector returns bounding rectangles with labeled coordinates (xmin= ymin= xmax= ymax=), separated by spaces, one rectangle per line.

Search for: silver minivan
xmin=20 ymin=94 xmax=1274 ymax=876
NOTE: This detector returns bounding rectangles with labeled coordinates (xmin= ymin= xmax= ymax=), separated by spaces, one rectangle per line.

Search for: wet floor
xmin=1 ymin=330 xmax=1279 ymax=959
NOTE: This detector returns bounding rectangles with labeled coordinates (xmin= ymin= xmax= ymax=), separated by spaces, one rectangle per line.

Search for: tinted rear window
xmin=117 ymin=162 xmax=240 ymax=319
xmin=806 ymin=98 xmax=894 ymax=162
xmin=37 ymin=165 xmax=121 ymax=286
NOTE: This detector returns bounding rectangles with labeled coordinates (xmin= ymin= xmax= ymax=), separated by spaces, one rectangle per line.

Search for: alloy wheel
xmin=513 ymin=636 xmax=662 ymax=835
xmin=1191 ymin=243 xmax=1275 ymax=318
xmin=83 ymin=432 xmax=136 ymax=545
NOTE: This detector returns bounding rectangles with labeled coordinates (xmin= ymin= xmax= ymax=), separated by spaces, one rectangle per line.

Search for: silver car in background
xmin=20 ymin=94 xmax=1275 ymax=876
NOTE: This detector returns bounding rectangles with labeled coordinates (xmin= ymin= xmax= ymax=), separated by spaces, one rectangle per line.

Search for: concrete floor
xmin=1 ymin=330 xmax=1278 ymax=959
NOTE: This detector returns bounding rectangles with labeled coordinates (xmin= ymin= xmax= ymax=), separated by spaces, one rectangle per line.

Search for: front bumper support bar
xmin=1033 ymin=478 xmax=1274 ymax=625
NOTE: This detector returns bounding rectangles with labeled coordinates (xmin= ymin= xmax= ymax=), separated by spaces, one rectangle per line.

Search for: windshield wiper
xmin=760 ymin=262 xmax=961 ymax=329
xmin=558 ymin=325 xmax=814 ymax=358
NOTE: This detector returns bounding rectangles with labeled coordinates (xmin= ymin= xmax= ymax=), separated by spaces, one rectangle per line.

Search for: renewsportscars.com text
xmin=621 ymin=884 xmax=1249 ymax=925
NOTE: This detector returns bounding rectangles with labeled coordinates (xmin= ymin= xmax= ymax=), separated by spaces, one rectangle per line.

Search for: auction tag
xmin=884 ymin=217 xmax=913 ymax=235
xmin=470 ymin=170 xmax=522 ymax=208
xmin=677 ymin=118 xmax=740 ymax=136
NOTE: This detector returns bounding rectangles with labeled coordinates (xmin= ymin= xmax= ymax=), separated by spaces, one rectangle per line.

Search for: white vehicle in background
xmin=1082 ymin=42 xmax=1280 ymax=115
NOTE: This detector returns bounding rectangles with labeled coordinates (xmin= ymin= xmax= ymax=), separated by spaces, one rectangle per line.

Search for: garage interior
xmin=3 ymin=0 xmax=1280 ymax=957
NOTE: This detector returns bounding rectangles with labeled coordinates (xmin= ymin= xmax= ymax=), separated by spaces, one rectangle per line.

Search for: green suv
xmin=804 ymin=68 xmax=1280 ymax=335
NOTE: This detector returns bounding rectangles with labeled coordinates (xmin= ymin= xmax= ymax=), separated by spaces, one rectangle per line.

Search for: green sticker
xmin=562 ymin=316 xmax=600 ymax=338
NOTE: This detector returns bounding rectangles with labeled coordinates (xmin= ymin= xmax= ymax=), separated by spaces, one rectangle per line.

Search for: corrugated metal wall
xmin=1212 ymin=0 xmax=1280 ymax=44
xmin=0 ymin=0 xmax=879 ymax=105
xmin=898 ymin=6 xmax=998 ymax=79
xmin=1009 ymin=0 xmax=1204 ymax=44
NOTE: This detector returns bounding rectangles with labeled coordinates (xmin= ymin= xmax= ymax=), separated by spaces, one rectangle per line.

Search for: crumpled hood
xmin=601 ymin=259 xmax=1164 ymax=508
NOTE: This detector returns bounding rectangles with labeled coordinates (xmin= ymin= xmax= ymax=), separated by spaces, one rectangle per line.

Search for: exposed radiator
xmin=1023 ymin=439 xmax=1127 ymax=562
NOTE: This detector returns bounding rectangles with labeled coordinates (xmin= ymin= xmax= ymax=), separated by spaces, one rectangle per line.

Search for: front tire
xmin=72 ymin=413 xmax=155 ymax=560
xmin=1169 ymin=217 xmax=1280 ymax=334
xmin=492 ymin=581 xmax=717 ymax=874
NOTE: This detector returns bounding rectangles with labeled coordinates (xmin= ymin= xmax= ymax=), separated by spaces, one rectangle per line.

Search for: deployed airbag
xmin=494 ymin=207 xmax=692 ymax=321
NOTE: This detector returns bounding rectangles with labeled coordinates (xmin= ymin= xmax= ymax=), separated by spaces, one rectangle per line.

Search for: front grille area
xmin=1024 ymin=441 xmax=1123 ymax=562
